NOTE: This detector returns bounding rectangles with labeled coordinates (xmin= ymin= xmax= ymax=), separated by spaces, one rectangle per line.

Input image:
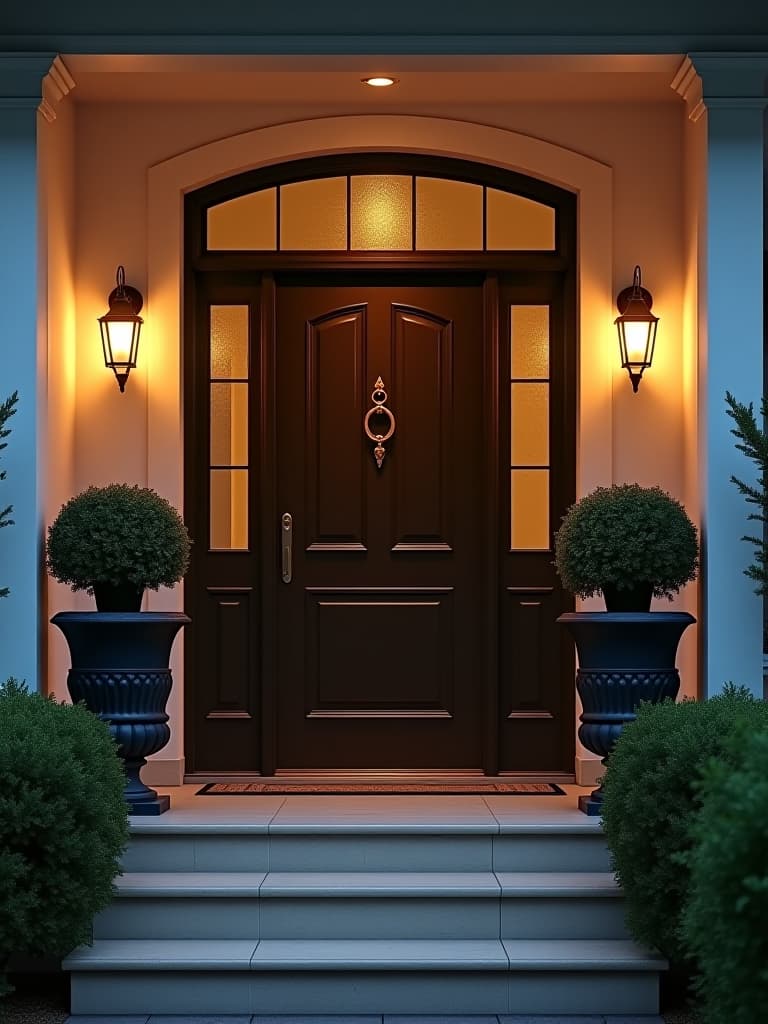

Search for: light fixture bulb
xmin=362 ymin=76 xmax=397 ymax=87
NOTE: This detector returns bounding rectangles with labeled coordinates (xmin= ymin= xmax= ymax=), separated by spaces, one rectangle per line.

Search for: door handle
xmin=281 ymin=513 xmax=293 ymax=583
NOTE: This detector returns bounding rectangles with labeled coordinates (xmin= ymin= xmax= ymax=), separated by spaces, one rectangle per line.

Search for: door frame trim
xmin=183 ymin=152 xmax=577 ymax=776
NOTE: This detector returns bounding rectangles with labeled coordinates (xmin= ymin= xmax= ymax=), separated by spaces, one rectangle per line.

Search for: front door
xmin=275 ymin=274 xmax=485 ymax=769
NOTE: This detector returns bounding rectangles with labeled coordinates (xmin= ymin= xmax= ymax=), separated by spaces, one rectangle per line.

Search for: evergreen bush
xmin=46 ymin=483 xmax=191 ymax=594
xmin=554 ymin=483 xmax=698 ymax=599
xmin=681 ymin=728 xmax=768 ymax=1024
xmin=725 ymin=390 xmax=768 ymax=595
xmin=0 ymin=391 xmax=18 ymax=598
xmin=0 ymin=679 xmax=129 ymax=997
xmin=600 ymin=686 xmax=768 ymax=966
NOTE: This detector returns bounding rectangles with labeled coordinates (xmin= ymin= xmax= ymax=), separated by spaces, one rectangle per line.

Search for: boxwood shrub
xmin=0 ymin=679 xmax=129 ymax=997
xmin=600 ymin=685 xmax=768 ymax=967
xmin=681 ymin=728 xmax=768 ymax=1024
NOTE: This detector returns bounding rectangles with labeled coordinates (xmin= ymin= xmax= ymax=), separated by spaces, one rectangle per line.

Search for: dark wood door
xmin=274 ymin=274 xmax=486 ymax=769
xmin=184 ymin=270 xmax=575 ymax=777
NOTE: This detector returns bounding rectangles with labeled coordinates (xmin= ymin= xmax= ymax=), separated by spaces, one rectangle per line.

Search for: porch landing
xmin=64 ymin=786 xmax=665 ymax=1019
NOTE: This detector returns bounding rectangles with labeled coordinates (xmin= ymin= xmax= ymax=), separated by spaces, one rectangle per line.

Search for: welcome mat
xmin=196 ymin=782 xmax=565 ymax=795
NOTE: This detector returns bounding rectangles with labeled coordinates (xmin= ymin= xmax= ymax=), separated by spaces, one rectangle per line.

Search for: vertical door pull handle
xmin=281 ymin=513 xmax=293 ymax=583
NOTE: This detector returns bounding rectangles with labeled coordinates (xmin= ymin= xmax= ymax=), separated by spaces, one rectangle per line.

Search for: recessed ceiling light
xmin=362 ymin=76 xmax=398 ymax=88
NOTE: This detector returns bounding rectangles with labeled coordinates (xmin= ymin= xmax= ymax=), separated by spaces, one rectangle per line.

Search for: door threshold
xmin=184 ymin=771 xmax=577 ymax=785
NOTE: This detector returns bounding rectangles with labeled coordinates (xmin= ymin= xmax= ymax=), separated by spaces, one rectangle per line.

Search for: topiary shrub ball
xmin=0 ymin=679 xmax=129 ymax=997
xmin=46 ymin=483 xmax=191 ymax=594
xmin=681 ymin=728 xmax=768 ymax=1024
xmin=600 ymin=685 xmax=768 ymax=969
xmin=554 ymin=483 xmax=698 ymax=599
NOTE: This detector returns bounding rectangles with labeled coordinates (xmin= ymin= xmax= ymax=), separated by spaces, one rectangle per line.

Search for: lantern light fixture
xmin=98 ymin=265 xmax=143 ymax=393
xmin=615 ymin=265 xmax=658 ymax=393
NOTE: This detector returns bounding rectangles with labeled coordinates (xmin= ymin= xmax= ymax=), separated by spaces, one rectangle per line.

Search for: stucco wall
xmin=44 ymin=92 xmax=697 ymax=771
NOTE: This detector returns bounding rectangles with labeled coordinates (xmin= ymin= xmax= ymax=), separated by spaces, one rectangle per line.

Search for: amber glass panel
xmin=510 ymin=469 xmax=550 ymax=550
xmin=486 ymin=188 xmax=556 ymax=250
xmin=350 ymin=175 xmax=412 ymax=250
xmin=511 ymin=383 xmax=549 ymax=466
xmin=210 ymin=383 xmax=248 ymax=466
xmin=280 ymin=178 xmax=347 ymax=250
xmin=415 ymin=177 xmax=483 ymax=250
xmin=210 ymin=469 xmax=248 ymax=550
xmin=210 ymin=306 xmax=248 ymax=379
xmin=511 ymin=306 xmax=549 ymax=379
xmin=207 ymin=189 xmax=277 ymax=250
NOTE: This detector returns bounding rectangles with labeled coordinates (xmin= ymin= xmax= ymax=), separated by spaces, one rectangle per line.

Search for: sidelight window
xmin=509 ymin=306 xmax=551 ymax=550
xmin=209 ymin=306 xmax=249 ymax=550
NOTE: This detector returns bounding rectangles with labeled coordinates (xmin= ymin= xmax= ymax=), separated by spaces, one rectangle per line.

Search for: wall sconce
xmin=98 ymin=266 xmax=143 ymax=393
xmin=615 ymin=265 xmax=658 ymax=393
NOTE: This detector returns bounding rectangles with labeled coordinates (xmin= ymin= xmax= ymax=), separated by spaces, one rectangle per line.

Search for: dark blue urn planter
xmin=51 ymin=612 xmax=190 ymax=815
xmin=557 ymin=611 xmax=695 ymax=815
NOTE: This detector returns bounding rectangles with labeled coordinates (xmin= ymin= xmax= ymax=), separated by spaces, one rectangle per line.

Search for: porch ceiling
xmin=66 ymin=54 xmax=683 ymax=104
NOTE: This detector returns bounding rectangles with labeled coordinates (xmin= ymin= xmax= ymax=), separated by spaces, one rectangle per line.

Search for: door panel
xmin=306 ymin=306 xmax=368 ymax=549
xmin=275 ymin=277 xmax=484 ymax=769
xmin=391 ymin=306 xmax=454 ymax=550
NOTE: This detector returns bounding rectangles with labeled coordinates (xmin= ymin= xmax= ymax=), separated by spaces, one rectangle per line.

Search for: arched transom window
xmin=206 ymin=173 xmax=556 ymax=252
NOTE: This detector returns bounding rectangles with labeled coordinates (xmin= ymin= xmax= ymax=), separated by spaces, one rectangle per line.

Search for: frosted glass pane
xmin=511 ymin=306 xmax=549 ymax=379
xmin=511 ymin=383 xmax=549 ymax=466
xmin=350 ymin=175 xmax=411 ymax=250
xmin=510 ymin=469 xmax=550 ymax=550
xmin=486 ymin=189 xmax=556 ymax=250
xmin=210 ymin=306 xmax=248 ymax=379
xmin=280 ymin=178 xmax=347 ymax=250
xmin=210 ymin=383 xmax=248 ymax=466
xmin=207 ymin=189 xmax=277 ymax=250
xmin=210 ymin=469 xmax=248 ymax=550
xmin=415 ymin=177 xmax=483 ymax=250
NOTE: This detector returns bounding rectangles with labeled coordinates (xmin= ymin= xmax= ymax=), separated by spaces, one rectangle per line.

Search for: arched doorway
xmin=183 ymin=153 xmax=576 ymax=777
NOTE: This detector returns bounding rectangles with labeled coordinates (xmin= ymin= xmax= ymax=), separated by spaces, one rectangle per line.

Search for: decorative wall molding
xmin=673 ymin=53 xmax=768 ymax=122
xmin=39 ymin=55 xmax=75 ymax=122
xmin=671 ymin=57 xmax=705 ymax=123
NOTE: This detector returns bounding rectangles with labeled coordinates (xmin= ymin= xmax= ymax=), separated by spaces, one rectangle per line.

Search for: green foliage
xmin=725 ymin=391 xmax=768 ymax=595
xmin=600 ymin=686 xmax=768 ymax=965
xmin=0 ymin=391 xmax=19 ymax=598
xmin=554 ymin=483 xmax=698 ymax=599
xmin=46 ymin=483 xmax=191 ymax=593
xmin=681 ymin=728 xmax=768 ymax=1024
xmin=0 ymin=678 xmax=129 ymax=997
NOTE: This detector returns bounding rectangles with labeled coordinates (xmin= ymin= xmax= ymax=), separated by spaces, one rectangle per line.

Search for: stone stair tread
xmin=250 ymin=938 xmax=509 ymax=969
xmin=63 ymin=939 xmax=257 ymax=969
xmin=65 ymin=938 xmax=664 ymax=973
xmin=115 ymin=872 xmax=267 ymax=895
xmin=260 ymin=871 xmax=500 ymax=895
xmin=495 ymin=871 xmax=619 ymax=895
xmin=502 ymin=939 xmax=667 ymax=970
xmin=113 ymin=869 xmax=618 ymax=898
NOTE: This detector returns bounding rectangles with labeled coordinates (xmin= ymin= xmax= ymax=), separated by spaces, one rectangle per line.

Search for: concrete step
xmin=121 ymin=821 xmax=611 ymax=874
xmin=93 ymin=871 xmax=628 ymax=941
xmin=66 ymin=937 xmax=665 ymax=1016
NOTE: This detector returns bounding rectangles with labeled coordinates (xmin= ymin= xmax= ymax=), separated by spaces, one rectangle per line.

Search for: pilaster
xmin=675 ymin=54 xmax=768 ymax=696
xmin=0 ymin=52 xmax=66 ymax=689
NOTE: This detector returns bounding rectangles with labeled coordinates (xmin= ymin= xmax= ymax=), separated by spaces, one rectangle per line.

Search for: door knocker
xmin=364 ymin=377 xmax=396 ymax=469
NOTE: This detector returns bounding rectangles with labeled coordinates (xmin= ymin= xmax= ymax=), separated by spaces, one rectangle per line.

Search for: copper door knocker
xmin=364 ymin=377 xmax=396 ymax=469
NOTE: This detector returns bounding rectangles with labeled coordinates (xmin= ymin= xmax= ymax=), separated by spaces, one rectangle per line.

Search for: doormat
xmin=195 ymin=782 xmax=565 ymax=795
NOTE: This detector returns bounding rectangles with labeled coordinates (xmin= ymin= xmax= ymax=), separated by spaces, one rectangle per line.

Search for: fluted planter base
xmin=557 ymin=611 xmax=695 ymax=815
xmin=51 ymin=612 xmax=190 ymax=815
